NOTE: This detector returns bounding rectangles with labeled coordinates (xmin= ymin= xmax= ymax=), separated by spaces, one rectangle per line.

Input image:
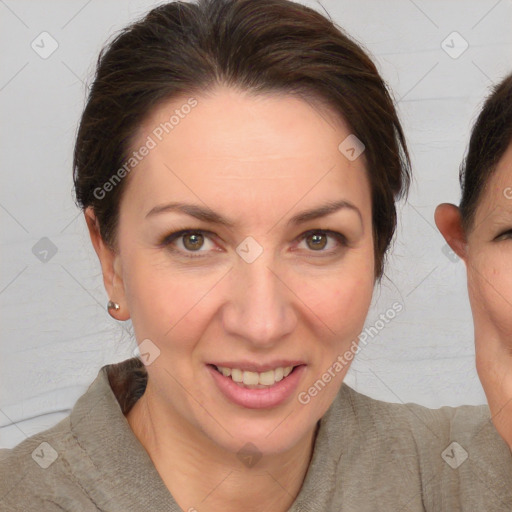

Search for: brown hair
xmin=459 ymin=73 xmax=512 ymax=230
xmin=107 ymin=357 xmax=147 ymax=415
xmin=73 ymin=0 xmax=410 ymax=278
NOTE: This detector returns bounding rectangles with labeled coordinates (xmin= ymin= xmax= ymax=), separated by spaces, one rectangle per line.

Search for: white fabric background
xmin=1 ymin=0 xmax=511 ymax=449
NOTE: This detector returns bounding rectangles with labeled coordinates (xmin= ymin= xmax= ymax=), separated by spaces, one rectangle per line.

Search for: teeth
xmin=216 ymin=365 xmax=296 ymax=386
xmin=231 ymin=368 xmax=243 ymax=383
xmin=220 ymin=367 xmax=231 ymax=377
xmin=243 ymin=371 xmax=259 ymax=386
xmin=259 ymin=370 xmax=275 ymax=386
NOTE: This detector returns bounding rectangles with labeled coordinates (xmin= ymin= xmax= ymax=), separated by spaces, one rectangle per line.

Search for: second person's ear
xmin=434 ymin=203 xmax=467 ymax=261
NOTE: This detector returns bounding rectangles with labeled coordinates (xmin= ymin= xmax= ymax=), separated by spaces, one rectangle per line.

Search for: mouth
xmin=209 ymin=364 xmax=302 ymax=389
xmin=207 ymin=362 xmax=306 ymax=409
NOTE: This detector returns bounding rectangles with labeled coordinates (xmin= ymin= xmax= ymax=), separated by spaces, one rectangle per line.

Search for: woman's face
xmin=464 ymin=143 xmax=512 ymax=447
xmin=100 ymin=87 xmax=375 ymax=455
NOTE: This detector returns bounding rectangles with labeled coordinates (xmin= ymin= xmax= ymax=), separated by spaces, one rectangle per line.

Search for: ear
xmin=434 ymin=203 xmax=467 ymax=261
xmin=84 ymin=207 xmax=130 ymax=320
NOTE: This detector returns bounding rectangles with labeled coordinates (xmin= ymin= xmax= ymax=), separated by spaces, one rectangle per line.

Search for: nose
xmin=221 ymin=252 xmax=297 ymax=348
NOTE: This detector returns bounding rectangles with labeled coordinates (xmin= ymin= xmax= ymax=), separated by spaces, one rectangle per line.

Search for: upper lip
xmin=209 ymin=361 xmax=306 ymax=372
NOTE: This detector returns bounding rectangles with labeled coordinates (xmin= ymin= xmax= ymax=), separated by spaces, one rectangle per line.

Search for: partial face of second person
xmin=437 ymin=143 xmax=512 ymax=449
xmin=87 ymin=87 xmax=375 ymax=457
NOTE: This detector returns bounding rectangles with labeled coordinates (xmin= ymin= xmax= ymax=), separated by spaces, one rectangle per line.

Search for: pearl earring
xmin=107 ymin=300 xmax=120 ymax=313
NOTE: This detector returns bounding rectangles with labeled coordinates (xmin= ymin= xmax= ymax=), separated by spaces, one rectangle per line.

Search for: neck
xmin=126 ymin=380 xmax=317 ymax=512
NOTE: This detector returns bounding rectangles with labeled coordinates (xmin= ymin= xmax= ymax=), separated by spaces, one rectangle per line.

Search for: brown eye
xmin=295 ymin=229 xmax=347 ymax=255
xmin=182 ymin=232 xmax=204 ymax=251
xmin=305 ymin=232 xmax=328 ymax=250
xmin=160 ymin=229 xmax=219 ymax=258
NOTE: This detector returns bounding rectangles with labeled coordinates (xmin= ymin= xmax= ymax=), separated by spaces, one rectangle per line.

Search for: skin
xmin=85 ymin=86 xmax=375 ymax=512
xmin=436 ymin=142 xmax=512 ymax=451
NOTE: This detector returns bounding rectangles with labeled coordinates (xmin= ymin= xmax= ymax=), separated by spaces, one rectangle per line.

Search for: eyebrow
xmin=145 ymin=199 xmax=363 ymax=227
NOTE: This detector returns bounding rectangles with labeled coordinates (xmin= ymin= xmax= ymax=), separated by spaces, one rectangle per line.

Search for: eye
xmin=159 ymin=228 xmax=348 ymax=259
xmin=495 ymin=229 xmax=512 ymax=241
xmin=160 ymin=229 xmax=218 ymax=257
xmin=295 ymin=230 xmax=347 ymax=254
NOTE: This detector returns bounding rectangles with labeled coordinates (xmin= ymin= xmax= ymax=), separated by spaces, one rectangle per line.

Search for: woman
xmin=1 ymin=1 xmax=511 ymax=510
xmin=436 ymin=74 xmax=512 ymax=454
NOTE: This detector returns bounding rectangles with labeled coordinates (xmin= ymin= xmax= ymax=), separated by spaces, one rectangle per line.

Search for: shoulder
xmin=0 ymin=416 xmax=96 ymax=511
xmin=0 ymin=362 xmax=126 ymax=511
xmin=0 ymin=358 xmax=158 ymax=512
xmin=341 ymin=383 xmax=492 ymax=436
xmin=338 ymin=384 xmax=507 ymax=463
xmin=333 ymin=384 xmax=512 ymax=509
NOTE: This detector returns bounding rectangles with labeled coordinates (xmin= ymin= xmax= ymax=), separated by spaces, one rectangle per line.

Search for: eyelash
xmin=495 ymin=229 xmax=512 ymax=241
xmin=159 ymin=229 xmax=348 ymax=259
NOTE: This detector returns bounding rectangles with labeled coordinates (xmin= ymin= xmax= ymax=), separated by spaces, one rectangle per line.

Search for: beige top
xmin=1 ymin=357 xmax=511 ymax=511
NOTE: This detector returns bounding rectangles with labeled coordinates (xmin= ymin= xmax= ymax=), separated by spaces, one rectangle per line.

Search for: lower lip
xmin=207 ymin=364 xmax=306 ymax=409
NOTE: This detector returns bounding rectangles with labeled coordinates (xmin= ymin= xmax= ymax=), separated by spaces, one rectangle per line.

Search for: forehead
xmin=122 ymin=87 xmax=371 ymax=218
xmin=139 ymin=88 xmax=352 ymax=160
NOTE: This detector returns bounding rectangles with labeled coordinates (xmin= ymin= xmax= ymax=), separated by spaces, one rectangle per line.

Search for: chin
xmin=200 ymin=409 xmax=316 ymax=458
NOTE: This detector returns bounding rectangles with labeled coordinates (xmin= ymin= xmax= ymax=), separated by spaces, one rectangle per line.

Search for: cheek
xmin=121 ymin=250 xmax=223 ymax=344
xmin=469 ymin=254 xmax=512 ymax=341
xmin=301 ymin=258 xmax=375 ymax=346
xmin=292 ymin=267 xmax=374 ymax=402
xmin=324 ymin=276 xmax=373 ymax=335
